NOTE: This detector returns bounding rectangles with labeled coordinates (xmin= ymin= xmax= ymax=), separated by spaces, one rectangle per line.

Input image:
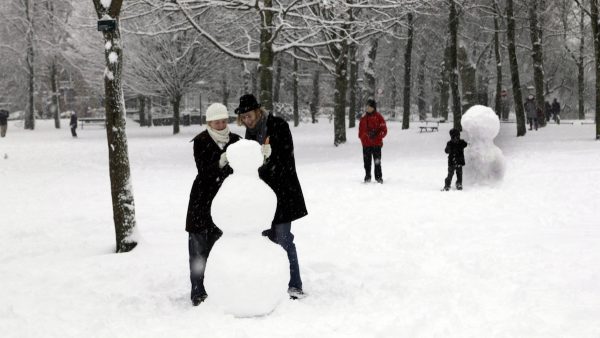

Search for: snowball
xmin=100 ymin=0 xmax=112 ymax=9
xmin=461 ymin=105 xmax=506 ymax=185
xmin=105 ymin=41 xmax=112 ymax=50
xmin=204 ymin=237 xmax=288 ymax=317
xmin=226 ymin=139 xmax=263 ymax=175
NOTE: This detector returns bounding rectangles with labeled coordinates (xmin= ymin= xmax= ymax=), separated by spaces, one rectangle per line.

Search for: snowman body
xmin=205 ymin=140 xmax=288 ymax=317
xmin=461 ymin=105 xmax=506 ymax=185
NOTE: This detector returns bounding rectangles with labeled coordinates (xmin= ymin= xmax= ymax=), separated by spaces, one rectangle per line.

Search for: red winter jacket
xmin=359 ymin=111 xmax=387 ymax=147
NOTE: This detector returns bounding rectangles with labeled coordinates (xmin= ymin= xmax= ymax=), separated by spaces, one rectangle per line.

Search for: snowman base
xmin=204 ymin=236 xmax=289 ymax=318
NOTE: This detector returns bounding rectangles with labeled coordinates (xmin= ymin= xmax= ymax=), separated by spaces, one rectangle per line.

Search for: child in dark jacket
xmin=443 ymin=128 xmax=468 ymax=191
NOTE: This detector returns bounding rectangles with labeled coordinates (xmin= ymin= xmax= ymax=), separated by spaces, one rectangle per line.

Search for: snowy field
xmin=1 ymin=117 xmax=599 ymax=337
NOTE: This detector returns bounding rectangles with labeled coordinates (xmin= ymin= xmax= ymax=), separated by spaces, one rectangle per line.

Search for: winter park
xmin=1 ymin=0 xmax=600 ymax=337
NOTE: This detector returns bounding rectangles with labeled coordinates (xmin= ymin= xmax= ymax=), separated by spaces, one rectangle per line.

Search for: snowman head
xmin=461 ymin=105 xmax=500 ymax=142
xmin=226 ymin=139 xmax=263 ymax=175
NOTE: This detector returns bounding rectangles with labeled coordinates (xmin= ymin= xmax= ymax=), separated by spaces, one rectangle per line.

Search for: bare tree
xmin=92 ymin=0 xmax=137 ymax=253
xmin=506 ymin=0 xmax=527 ymax=136
xmin=402 ymin=12 xmax=414 ymax=130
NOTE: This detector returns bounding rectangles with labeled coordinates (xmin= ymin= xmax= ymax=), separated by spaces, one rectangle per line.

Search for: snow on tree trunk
xmin=448 ymin=1 xmax=462 ymax=131
xmin=402 ymin=12 xmax=414 ymax=130
xmin=332 ymin=20 xmax=350 ymax=146
xmin=507 ymin=0 xmax=527 ymax=136
xmin=457 ymin=45 xmax=477 ymax=113
xmin=93 ymin=0 xmax=137 ymax=253
xmin=578 ymin=9 xmax=586 ymax=120
xmin=363 ymin=38 xmax=378 ymax=101
xmin=222 ymin=74 xmax=229 ymax=108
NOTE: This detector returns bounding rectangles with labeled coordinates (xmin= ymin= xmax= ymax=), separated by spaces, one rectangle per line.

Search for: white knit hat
xmin=205 ymin=103 xmax=229 ymax=122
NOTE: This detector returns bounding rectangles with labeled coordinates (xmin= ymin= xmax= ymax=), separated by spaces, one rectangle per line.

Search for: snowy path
xmin=1 ymin=119 xmax=599 ymax=337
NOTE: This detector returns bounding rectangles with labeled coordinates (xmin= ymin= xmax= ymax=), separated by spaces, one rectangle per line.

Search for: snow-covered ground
xmin=1 ymin=117 xmax=599 ymax=337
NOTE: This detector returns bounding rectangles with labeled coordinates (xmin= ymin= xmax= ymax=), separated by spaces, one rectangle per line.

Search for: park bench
xmin=419 ymin=120 xmax=440 ymax=133
xmin=79 ymin=117 xmax=106 ymax=129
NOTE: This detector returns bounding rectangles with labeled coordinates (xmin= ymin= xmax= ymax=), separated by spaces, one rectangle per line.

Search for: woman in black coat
xmin=185 ymin=103 xmax=241 ymax=306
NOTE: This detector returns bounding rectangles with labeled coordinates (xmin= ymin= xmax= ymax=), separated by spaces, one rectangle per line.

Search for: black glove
xmin=368 ymin=130 xmax=378 ymax=139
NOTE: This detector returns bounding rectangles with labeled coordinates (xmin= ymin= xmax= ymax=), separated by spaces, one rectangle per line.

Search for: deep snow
xmin=1 ymin=117 xmax=599 ymax=337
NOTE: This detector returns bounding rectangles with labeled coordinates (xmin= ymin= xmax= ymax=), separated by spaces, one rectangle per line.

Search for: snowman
xmin=205 ymin=139 xmax=288 ymax=317
xmin=461 ymin=105 xmax=506 ymax=185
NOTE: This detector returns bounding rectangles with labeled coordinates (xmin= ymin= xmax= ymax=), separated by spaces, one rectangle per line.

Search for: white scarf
xmin=207 ymin=125 xmax=230 ymax=149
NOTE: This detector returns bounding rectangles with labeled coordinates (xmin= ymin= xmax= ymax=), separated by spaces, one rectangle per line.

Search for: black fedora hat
xmin=234 ymin=94 xmax=261 ymax=115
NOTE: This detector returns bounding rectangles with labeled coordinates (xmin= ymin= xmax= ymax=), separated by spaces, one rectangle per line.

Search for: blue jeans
xmin=188 ymin=230 xmax=220 ymax=300
xmin=273 ymin=222 xmax=303 ymax=290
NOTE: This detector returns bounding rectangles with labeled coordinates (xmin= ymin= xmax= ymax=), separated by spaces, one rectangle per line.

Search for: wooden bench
xmin=419 ymin=121 xmax=440 ymax=133
xmin=79 ymin=117 xmax=106 ymax=129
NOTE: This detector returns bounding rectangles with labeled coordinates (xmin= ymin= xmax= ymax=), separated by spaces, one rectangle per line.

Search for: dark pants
xmin=188 ymin=230 xmax=221 ymax=300
xmin=0 ymin=124 xmax=6 ymax=137
xmin=363 ymin=146 xmax=382 ymax=181
xmin=527 ymin=117 xmax=538 ymax=130
xmin=71 ymin=127 xmax=77 ymax=137
xmin=273 ymin=222 xmax=302 ymax=290
xmin=445 ymin=166 xmax=463 ymax=188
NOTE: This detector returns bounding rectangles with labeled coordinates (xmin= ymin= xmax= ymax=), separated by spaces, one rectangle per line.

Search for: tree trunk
xmin=449 ymin=0 xmax=462 ymax=131
xmin=457 ymin=45 xmax=477 ymax=113
xmin=528 ymin=0 xmax=546 ymax=127
xmin=439 ymin=44 xmax=451 ymax=121
xmin=292 ymin=54 xmax=299 ymax=127
xmin=242 ymin=61 xmax=251 ymax=94
xmin=222 ymin=75 xmax=229 ymax=108
xmin=50 ymin=60 xmax=61 ymax=129
xmin=259 ymin=0 xmax=274 ymax=112
xmin=172 ymin=94 xmax=181 ymax=134
xmin=197 ymin=93 xmax=202 ymax=126
xmin=390 ymin=45 xmax=399 ymax=118
xmin=332 ymin=24 xmax=349 ymax=146
xmin=147 ymin=97 xmax=153 ymax=127
xmin=493 ymin=6 xmax=503 ymax=118
xmin=592 ymin=0 xmax=600 ymax=139
xmin=578 ymin=8 xmax=586 ymax=120
xmin=507 ymin=0 xmax=527 ymax=136
xmin=417 ymin=55 xmax=427 ymax=121
xmin=348 ymin=43 xmax=358 ymax=127
xmin=93 ymin=0 xmax=137 ymax=253
xmin=402 ymin=12 xmax=414 ymax=129
xmin=138 ymin=95 xmax=146 ymax=127
xmin=25 ymin=0 xmax=35 ymax=130
xmin=273 ymin=58 xmax=282 ymax=103
xmin=364 ymin=38 xmax=378 ymax=101
xmin=310 ymin=69 xmax=319 ymax=124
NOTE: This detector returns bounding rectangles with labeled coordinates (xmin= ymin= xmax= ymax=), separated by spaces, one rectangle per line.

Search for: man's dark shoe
xmin=288 ymin=287 xmax=306 ymax=300
xmin=376 ymin=178 xmax=383 ymax=184
xmin=192 ymin=293 xmax=208 ymax=306
xmin=364 ymin=176 xmax=371 ymax=183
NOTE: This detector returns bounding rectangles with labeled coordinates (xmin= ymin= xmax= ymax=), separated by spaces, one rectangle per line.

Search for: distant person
xmin=524 ymin=94 xmax=538 ymax=131
xmin=551 ymin=98 xmax=561 ymax=124
xmin=499 ymin=89 xmax=510 ymax=121
xmin=358 ymin=99 xmax=388 ymax=183
xmin=0 ymin=109 xmax=9 ymax=137
xmin=544 ymin=100 xmax=552 ymax=122
xmin=70 ymin=112 xmax=78 ymax=137
xmin=443 ymin=128 xmax=468 ymax=191
xmin=185 ymin=103 xmax=241 ymax=306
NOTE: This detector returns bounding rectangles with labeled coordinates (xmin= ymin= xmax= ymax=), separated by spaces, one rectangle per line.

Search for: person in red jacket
xmin=359 ymin=99 xmax=387 ymax=183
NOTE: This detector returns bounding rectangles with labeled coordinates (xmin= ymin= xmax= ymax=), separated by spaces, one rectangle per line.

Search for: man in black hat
xmin=235 ymin=93 xmax=308 ymax=299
